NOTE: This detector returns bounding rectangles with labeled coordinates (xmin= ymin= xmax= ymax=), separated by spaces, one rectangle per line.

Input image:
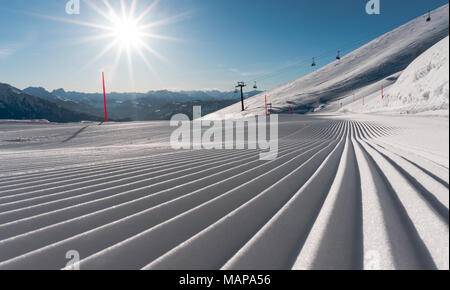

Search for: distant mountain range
xmin=0 ymin=83 xmax=261 ymax=123
xmin=26 ymin=87 xmax=259 ymax=104
xmin=0 ymin=83 xmax=103 ymax=123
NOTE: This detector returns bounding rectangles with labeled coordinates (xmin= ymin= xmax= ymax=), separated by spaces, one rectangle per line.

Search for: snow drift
xmin=380 ymin=36 xmax=449 ymax=114
xmin=335 ymin=36 xmax=449 ymax=115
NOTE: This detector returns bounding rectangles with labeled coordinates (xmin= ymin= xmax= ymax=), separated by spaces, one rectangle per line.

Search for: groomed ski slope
xmin=0 ymin=115 xmax=448 ymax=270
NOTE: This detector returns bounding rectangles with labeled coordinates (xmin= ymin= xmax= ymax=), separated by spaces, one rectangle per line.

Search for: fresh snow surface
xmin=338 ymin=36 xmax=449 ymax=115
xmin=375 ymin=36 xmax=448 ymax=114
xmin=0 ymin=115 xmax=448 ymax=270
xmin=205 ymin=4 xmax=449 ymax=119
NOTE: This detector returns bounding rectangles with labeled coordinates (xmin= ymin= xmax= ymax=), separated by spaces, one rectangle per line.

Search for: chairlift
xmin=234 ymin=88 xmax=238 ymax=94
xmin=253 ymin=82 xmax=258 ymax=89
xmin=311 ymin=57 xmax=316 ymax=67
xmin=336 ymin=50 xmax=341 ymax=60
xmin=426 ymin=10 xmax=431 ymax=22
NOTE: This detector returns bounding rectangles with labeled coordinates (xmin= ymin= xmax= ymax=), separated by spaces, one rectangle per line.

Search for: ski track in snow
xmin=0 ymin=115 xmax=447 ymax=270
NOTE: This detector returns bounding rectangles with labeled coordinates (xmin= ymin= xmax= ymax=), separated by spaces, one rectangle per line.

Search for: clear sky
xmin=0 ymin=0 xmax=448 ymax=93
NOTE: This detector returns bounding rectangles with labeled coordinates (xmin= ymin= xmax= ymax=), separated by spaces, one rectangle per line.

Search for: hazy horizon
xmin=4 ymin=83 xmax=260 ymax=95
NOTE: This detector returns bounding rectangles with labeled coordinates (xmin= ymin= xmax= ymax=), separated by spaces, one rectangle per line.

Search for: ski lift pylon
xmin=426 ymin=10 xmax=431 ymax=22
xmin=311 ymin=57 xmax=316 ymax=67
xmin=336 ymin=50 xmax=341 ymax=60
xmin=253 ymin=81 xmax=258 ymax=89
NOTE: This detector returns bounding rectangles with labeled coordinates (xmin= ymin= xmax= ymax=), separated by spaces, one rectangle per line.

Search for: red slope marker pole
xmin=265 ymin=95 xmax=268 ymax=117
xmin=102 ymin=72 xmax=108 ymax=122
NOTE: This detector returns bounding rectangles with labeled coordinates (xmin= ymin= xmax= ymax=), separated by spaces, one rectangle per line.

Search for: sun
xmin=111 ymin=16 xmax=142 ymax=47
xmin=44 ymin=0 xmax=186 ymax=80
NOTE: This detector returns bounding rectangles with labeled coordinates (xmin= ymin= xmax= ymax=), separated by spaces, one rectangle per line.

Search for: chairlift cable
xmin=240 ymin=8 xmax=437 ymax=86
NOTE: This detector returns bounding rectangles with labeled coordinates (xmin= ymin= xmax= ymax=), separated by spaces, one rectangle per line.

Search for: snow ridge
xmin=380 ymin=36 xmax=449 ymax=114
xmin=207 ymin=4 xmax=449 ymax=118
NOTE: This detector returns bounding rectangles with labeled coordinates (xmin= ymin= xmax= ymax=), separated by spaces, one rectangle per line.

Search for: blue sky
xmin=0 ymin=0 xmax=448 ymax=93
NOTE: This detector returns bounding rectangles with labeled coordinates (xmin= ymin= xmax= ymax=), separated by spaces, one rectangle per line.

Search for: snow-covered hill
xmin=338 ymin=36 xmax=449 ymax=115
xmin=378 ymin=36 xmax=448 ymax=114
xmin=206 ymin=4 xmax=449 ymax=119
